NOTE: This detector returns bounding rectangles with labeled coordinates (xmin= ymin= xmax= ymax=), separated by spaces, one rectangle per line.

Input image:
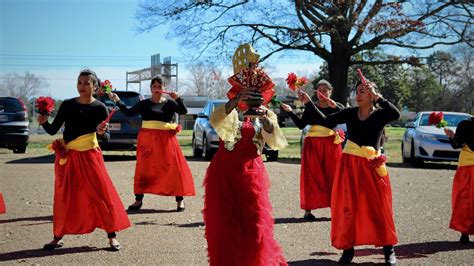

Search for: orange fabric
xmin=0 ymin=192 xmax=6 ymax=214
xmin=300 ymin=136 xmax=342 ymax=210
xmin=53 ymin=147 xmax=130 ymax=237
xmin=331 ymin=153 xmax=398 ymax=249
xmin=134 ymin=128 xmax=195 ymax=196
xmin=449 ymin=165 xmax=474 ymax=234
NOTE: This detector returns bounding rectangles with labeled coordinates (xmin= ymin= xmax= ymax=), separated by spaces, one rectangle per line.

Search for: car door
xmin=195 ymin=102 xmax=211 ymax=148
xmin=403 ymin=113 xmax=420 ymax=158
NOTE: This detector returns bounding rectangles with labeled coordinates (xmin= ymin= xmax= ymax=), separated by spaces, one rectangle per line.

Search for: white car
xmin=401 ymin=111 xmax=472 ymax=166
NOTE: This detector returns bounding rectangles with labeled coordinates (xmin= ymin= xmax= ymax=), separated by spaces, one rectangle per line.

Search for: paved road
xmin=0 ymin=151 xmax=473 ymax=265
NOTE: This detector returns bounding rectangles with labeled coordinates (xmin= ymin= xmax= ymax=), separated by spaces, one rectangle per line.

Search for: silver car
xmin=401 ymin=111 xmax=471 ymax=166
xmin=192 ymin=99 xmax=227 ymax=160
xmin=192 ymin=99 xmax=280 ymax=161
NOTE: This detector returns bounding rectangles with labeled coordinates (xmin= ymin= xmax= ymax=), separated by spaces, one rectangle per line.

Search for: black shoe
xmin=109 ymin=239 xmax=121 ymax=251
xmin=303 ymin=212 xmax=317 ymax=221
xmin=127 ymin=201 xmax=142 ymax=211
xmin=460 ymin=234 xmax=470 ymax=244
xmin=338 ymin=248 xmax=354 ymax=264
xmin=177 ymin=201 xmax=185 ymax=212
xmin=383 ymin=246 xmax=396 ymax=266
xmin=43 ymin=240 xmax=64 ymax=251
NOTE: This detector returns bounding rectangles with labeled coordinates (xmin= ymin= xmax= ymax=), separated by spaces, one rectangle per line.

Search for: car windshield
xmin=0 ymin=98 xmax=22 ymax=112
xmin=99 ymin=93 xmax=141 ymax=107
xmin=419 ymin=113 xmax=471 ymax=127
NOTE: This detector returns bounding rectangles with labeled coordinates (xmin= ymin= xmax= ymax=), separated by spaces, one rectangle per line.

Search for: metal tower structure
xmin=126 ymin=53 xmax=178 ymax=93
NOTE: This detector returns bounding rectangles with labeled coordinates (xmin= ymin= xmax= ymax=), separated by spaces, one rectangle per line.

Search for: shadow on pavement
xmin=272 ymin=158 xmax=301 ymax=165
xmin=0 ymin=215 xmax=52 ymax=224
xmin=6 ymin=154 xmax=54 ymax=164
xmin=387 ymin=162 xmax=457 ymax=170
xmin=275 ymin=217 xmax=331 ymax=224
xmin=126 ymin=209 xmax=177 ymax=215
xmin=356 ymin=240 xmax=474 ymax=259
xmin=288 ymin=259 xmax=340 ymax=265
xmin=177 ymin=222 xmax=205 ymax=228
xmin=0 ymin=246 xmax=107 ymax=262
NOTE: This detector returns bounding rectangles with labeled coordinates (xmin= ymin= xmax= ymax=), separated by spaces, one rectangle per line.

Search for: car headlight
xmin=417 ymin=133 xmax=437 ymax=141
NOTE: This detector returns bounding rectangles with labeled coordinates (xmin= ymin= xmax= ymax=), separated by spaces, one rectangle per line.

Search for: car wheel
xmin=203 ymin=135 xmax=216 ymax=161
xmin=410 ymin=140 xmax=423 ymax=167
xmin=192 ymin=135 xmax=203 ymax=158
xmin=265 ymin=150 xmax=278 ymax=162
xmin=13 ymin=145 xmax=27 ymax=154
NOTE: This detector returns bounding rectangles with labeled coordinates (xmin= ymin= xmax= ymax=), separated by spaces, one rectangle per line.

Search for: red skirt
xmin=53 ymin=148 xmax=130 ymax=237
xmin=449 ymin=165 xmax=474 ymax=234
xmin=134 ymin=128 xmax=195 ymax=196
xmin=0 ymin=192 xmax=6 ymax=214
xmin=300 ymin=136 xmax=342 ymax=210
xmin=331 ymin=153 xmax=398 ymax=249
xmin=203 ymin=144 xmax=287 ymax=266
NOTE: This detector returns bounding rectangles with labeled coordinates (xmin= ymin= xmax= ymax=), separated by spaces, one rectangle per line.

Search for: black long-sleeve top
xmin=448 ymin=117 xmax=474 ymax=151
xmin=287 ymin=102 xmax=345 ymax=129
xmin=308 ymin=98 xmax=401 ymax=150
xmin=42 ymin=98 xmax=110 ymax=143
xmin=116 ymin=98 xmax=187 ymax=122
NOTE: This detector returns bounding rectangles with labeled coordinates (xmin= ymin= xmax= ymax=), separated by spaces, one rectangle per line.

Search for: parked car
xmin=401 ymin=111 xmax=472 ymax=166
xmin=97 ymin=91 xmax=143 ymax=150
xmin=0 ymin=97 xmax=29 ymax=153
xmin=192 ymin=99 xmax=279 ymax=161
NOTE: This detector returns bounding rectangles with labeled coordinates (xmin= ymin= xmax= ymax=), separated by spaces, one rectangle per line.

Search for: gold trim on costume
xmin=48 ymin=133 xmax=99 ymax=165
xmin=142 ymin=120 xmax=178 ymax=130
xmin=343 ymin=140 xmax=388 ymax=177
xmin=458 ymin=145 xmax=474 ymax=167
xmin=306 ymin=125 xmax=343 ymax=144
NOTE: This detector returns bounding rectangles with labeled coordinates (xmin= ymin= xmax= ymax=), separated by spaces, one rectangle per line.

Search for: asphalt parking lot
xmin=0 ymin=151 xmax=473 ymax=265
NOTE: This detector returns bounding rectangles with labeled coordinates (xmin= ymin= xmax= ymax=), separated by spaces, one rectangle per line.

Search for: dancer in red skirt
xmin=302 ymin=81 xmax=400 ymax=265
xmin=444 ymin=116 xmax=474 ymax=243
xmin=281 ymin=79 xmax=344 ymax=221
xmin=109 ymin=75 xmax=195 ymax=211
xmin=0 ymin=192 xmax=6 ymax=214
xmin=38 ymin=69 xmax=131 ymax=251
xmin=203 ymin=44 xmax=288 ymax=265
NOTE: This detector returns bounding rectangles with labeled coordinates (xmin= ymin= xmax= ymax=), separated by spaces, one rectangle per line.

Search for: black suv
xmin=0 ymin=97 xmax=29 ymax=153
xmin=97 ymin=91 xmax=143 ymax=150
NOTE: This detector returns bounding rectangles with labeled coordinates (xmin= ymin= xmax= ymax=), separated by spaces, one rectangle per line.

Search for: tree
xmin=136 ymin=0 xmax=473 ymax=104
xmin=0 ymin=71 xmax=48 ymax=104
xmin=405 ymin=66 xmax=443 ymax=112
xmin=182 ymin=61 xmax=229 ymax=98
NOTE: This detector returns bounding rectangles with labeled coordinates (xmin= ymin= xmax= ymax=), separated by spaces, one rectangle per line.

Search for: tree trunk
xmin=328 ymin=55 xmax=351 ymax=105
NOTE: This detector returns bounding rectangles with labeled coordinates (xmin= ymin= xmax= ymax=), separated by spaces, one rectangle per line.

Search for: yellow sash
xmin=343 ymin=140 xmax=388 ymax=177
xmin=459 ymin=145 xmax=474 ymax=167
xmin=306 ymin=125 xmax=343 ymax=144
xmin=48 ymin=133 xmax=99 ymax=165
xmin=142 ymin=120 xmax=179 ymax=130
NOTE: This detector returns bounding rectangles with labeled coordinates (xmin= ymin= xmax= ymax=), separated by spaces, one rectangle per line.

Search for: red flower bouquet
xmin=97 ymin=80 xmax=113 ymax=96
xmin=51 ymin=139 xmax=67 ymax=159
xmin=35 ymin=96 xmax=55 ymax=116
xmin=369 ymin=154 xmax=387 ymax=168
xmin=428 ymin=111 xmax=448 ymax=128
xmin=286 ymin=73 xmax=308 ymax=91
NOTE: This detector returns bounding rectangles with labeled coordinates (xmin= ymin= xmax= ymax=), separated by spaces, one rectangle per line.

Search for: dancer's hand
xmin=169 ymin=91 xmax=179 ymax=100
xmin=96 ymin=122 xmax=108 ymax=136
xmin=366 ymin=84 xmax=381 ymax=101
xmin=108 ymin=92 xmax=120 ymax=103
xmin=37 ymin=115 xmax=48 ymax=125
xmin=297 ymin=90 xmax=311 ymax=104
xmin=444 ymin=128 xmax=455 ymax=138
xmin=280 ymin=103 xmax=293 ymax=112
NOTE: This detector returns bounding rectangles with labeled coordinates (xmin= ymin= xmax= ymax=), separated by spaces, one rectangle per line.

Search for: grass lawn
xmin=24 ymin=127 xmax=406 ymax=163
